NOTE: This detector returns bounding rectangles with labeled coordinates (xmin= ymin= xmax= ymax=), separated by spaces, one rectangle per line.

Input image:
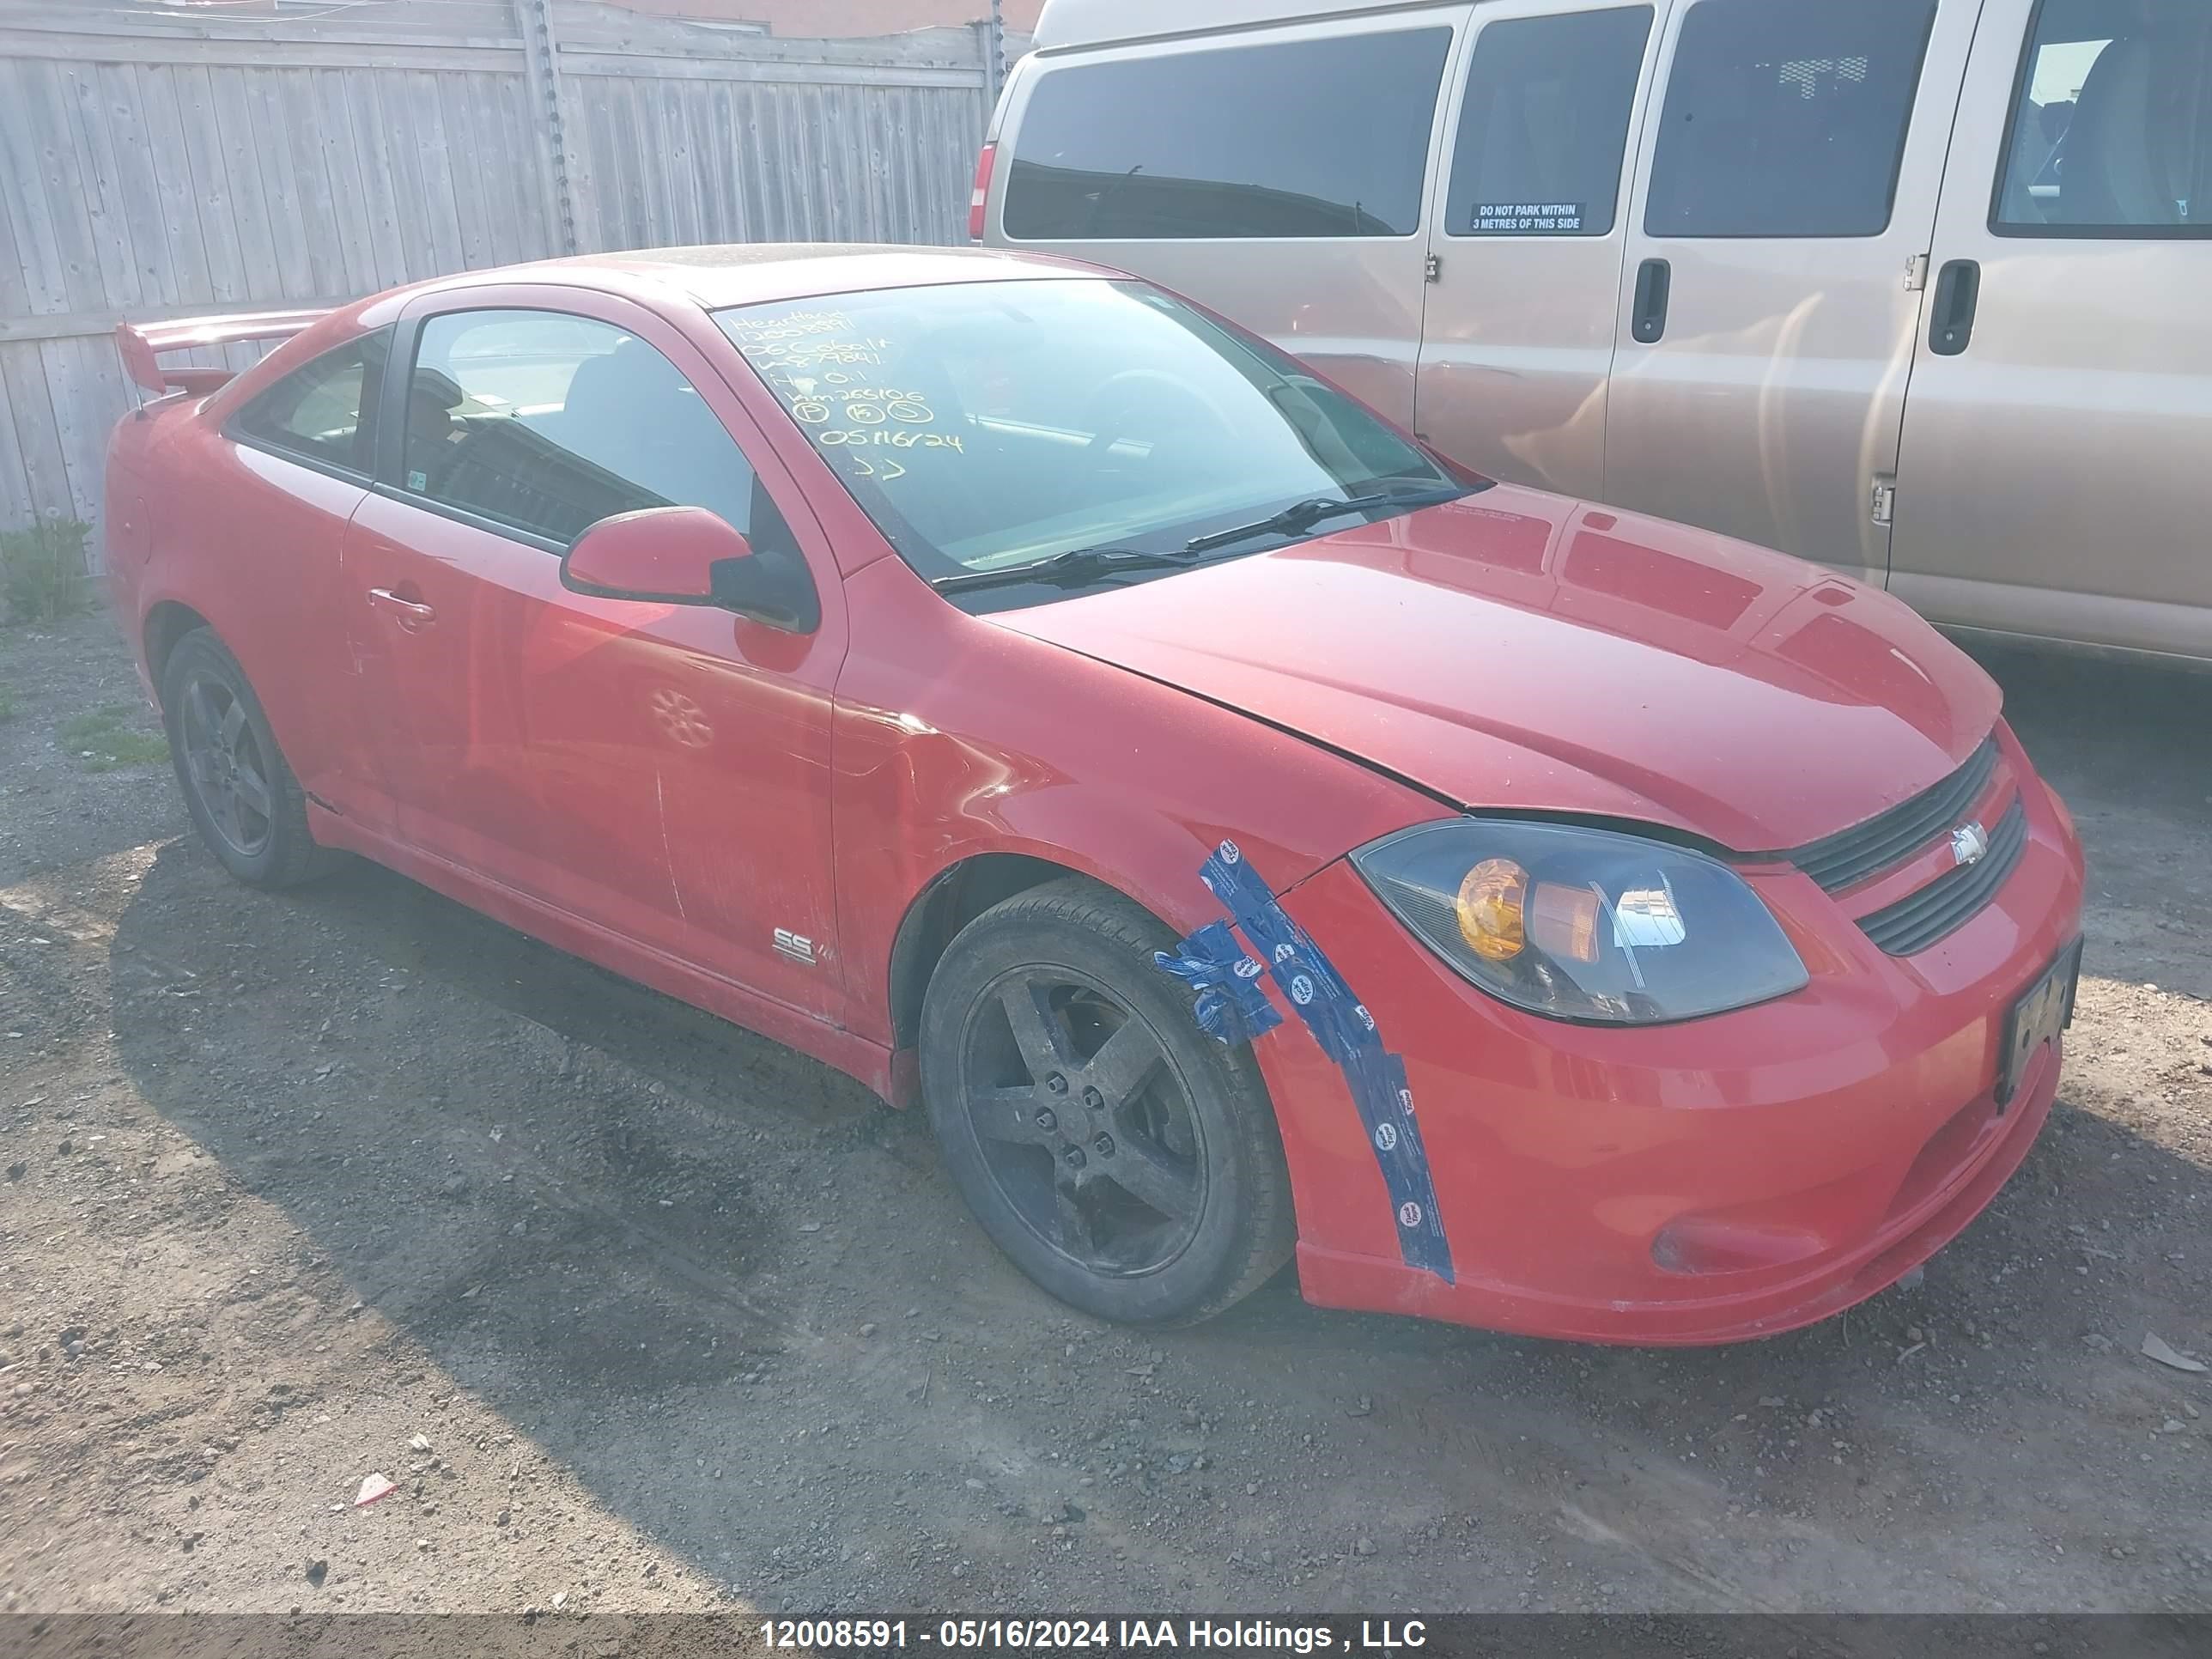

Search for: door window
xmin=1001 ymin=28 xmax=1453 ymax=239
xmin=1644 ymin=0 xmax=1941 ymax=237
xmin=231 ymin=327 xmax=392 ymax=477
xmin=400 ymin=309 xmax=796 ymax=551
xmin=1447 ymin=7 xmax=1655 ymax=239
xmin=1993 ymin=0 xmax=2212 ymax=234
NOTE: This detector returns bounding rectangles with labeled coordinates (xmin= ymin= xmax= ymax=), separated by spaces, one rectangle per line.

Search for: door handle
xmin=1631 ymin=258 xmax=1671 ymax=344
xmin=1928 ymin=258 xmax=1980 ymax=356
xmin=368 ymin=586 xmax=437 ymax=629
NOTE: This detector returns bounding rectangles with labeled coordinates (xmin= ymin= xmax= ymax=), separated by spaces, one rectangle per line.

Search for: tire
xmin=920 ymin=877 xmax=1296 ymax=1325
xmin=160 ymin=628 xmax=333 ymax=889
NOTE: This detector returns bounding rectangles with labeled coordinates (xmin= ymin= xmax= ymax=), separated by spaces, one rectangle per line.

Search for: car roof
xmin=410 ymin=243 xmax=1107 ymax=314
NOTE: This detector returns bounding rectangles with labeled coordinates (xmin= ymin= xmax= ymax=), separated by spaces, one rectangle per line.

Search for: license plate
xmin=1997 ymin=937 xmax=2082 ymax=1109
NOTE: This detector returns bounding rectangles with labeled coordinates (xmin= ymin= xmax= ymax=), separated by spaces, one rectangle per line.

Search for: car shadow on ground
xmin=101 ymin=782 xmax=2212 ymax=1609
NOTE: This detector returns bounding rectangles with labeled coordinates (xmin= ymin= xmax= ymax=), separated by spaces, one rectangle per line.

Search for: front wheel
xmin=161 ymin=629 xmax=332 ymax=889
xmin=920 ymin=878 xmax=1295 ymax=1325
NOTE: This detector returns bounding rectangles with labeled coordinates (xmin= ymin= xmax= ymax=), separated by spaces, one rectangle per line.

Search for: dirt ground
xmin=1 ymin=611 xmax=2208 ymax=1619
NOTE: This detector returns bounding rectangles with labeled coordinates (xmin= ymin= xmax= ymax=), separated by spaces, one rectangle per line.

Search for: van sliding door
xmin=1604 ymin=0 xmax=1984 ymax=586
xmin=1413 ymin=0 xmax=1674 ymax=499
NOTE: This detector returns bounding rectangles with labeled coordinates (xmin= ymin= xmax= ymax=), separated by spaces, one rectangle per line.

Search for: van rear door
xmin=1601 ymin=0 xmax=1982 ymax=587
xmin=984 ymin=9 xmax=1467 ymax=431
xmin=1889 ymin=0 xmax=2212 ymax=659
xmin=1412 ymin=0 xmax=1674 ymax=500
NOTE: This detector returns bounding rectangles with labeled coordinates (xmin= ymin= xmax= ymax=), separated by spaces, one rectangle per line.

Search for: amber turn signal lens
xmin=1455 ymin=858 xmax=1528 ymax=960
xmin=1529 ymin=881 xmax=1602 ymax=963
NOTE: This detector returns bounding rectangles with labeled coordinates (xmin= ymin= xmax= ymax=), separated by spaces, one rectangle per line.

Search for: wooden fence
xmin=0 ymin=0 xmax=1010 ymax=549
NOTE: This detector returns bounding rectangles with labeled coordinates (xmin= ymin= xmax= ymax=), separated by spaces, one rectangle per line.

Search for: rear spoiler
xmin=115 ymin=307 xmax=332 ymax=396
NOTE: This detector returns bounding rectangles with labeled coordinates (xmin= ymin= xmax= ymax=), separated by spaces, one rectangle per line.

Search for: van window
xmin=1644 ymin=0 xmax=1940 ymax=238
xmin=1993 ymin=0 xmax=2212 ymax=235
xmin=232 ymin=328 xmax=392 ymax=477
xmin=1001 ymin=29 xmax=1452 ymax=240
xmin=1448 ymin=7 xmax=1654 ymax=239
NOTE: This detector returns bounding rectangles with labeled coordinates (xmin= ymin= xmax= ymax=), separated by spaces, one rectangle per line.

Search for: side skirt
xmin=305 ymin=803 xmax=896 ymax=1104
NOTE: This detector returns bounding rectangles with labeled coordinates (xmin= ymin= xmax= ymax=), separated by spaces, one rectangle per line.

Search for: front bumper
xmin=1259 ymin=729 xmax=2086 ymax=1345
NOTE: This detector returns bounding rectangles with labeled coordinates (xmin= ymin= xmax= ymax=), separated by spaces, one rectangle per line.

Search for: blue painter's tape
xmin=1199 ymin=840 xmax=1454 ymax=1284
xmin=1154 ymin=919 xmax=1283 ymax=1048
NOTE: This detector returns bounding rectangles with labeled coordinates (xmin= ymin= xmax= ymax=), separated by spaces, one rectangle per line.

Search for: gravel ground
xmin=1 ymin=613 xmax=2208 ymax=1617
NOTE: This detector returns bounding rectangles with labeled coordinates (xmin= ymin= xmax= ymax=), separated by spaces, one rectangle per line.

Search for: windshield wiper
xmin=931 ymin=480 xmax=1471 ymax=594
xmin=1182 ymin=483 xmax=1465 ymax=555
xmin=930 ymin=545 xmax=1200 ymax=595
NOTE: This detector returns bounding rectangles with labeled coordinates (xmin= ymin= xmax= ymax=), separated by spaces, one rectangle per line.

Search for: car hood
xmin=988 ymin=486 xmax=2001 ymax=853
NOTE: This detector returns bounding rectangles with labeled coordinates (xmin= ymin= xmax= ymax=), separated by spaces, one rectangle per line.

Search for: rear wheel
xmin=161 ymin=629 xmax=331 ymax=889
xmin=921 ymin=878 xmax=1295 ymax=1325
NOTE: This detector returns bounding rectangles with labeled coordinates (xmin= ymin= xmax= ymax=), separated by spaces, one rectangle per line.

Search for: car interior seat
xmin=403 ymin=368 xmax=469 ymax=484
xmin=2002 ymin=96 xmax=2057 ymax=222
xmin=550 ymin=340 xmax=757 ymax=531
xmin=2061 ymin=18 xmax=2210 ymax=227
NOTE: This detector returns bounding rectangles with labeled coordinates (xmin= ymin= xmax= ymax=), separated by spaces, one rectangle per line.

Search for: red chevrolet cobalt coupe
xmin=106 ymin=247 xmax=2084 ymax=1342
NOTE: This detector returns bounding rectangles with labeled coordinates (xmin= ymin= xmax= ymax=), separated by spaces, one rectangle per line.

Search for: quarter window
xmin=232 ymin=327 xmax=391 ymax=476
xmin=1001 ymin=28 xmax=1452 ymax=240
xmin=1447 ymin=8 xmax=1654 ymax=240
xmin=1994 ymin=0 xmax=2212 ymax=235
xmin=1644 ymin=0 xmax=1939 ymax=238
xmin=401 ymin=310 xmax=793 ymax=550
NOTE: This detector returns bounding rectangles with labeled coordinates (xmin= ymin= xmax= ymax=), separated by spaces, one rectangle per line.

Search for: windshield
xmin=715 ymin=278 xmax=1470 ymax=604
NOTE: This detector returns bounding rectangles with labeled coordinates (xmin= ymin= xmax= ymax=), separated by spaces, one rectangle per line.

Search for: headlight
xmin=1351 ymin=819 xmax=1807 ymax=1024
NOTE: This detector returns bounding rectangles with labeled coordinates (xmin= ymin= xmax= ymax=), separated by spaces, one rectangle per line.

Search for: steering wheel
xmin=1079 ymin=370 xmax=1236 ymax=471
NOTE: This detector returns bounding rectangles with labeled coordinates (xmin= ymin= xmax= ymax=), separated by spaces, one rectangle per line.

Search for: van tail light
xmin=968 ymin=141 xmax=997 ymax=241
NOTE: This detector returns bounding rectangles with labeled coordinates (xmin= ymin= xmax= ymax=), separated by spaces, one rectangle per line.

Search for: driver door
xmin=341 ymin=289 xmax=848 ymax=1016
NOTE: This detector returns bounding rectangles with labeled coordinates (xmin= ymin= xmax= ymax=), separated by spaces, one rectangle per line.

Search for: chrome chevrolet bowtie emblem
xmin=1950 ymin=821 xmax=1990 ymax=867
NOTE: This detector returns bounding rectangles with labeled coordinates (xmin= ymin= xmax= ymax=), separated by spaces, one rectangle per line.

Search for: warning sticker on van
xmin=1470 ymin=202 xmax=1587 ymax=234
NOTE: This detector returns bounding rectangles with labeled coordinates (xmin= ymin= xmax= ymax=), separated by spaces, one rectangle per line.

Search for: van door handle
xmin=1631 ymin=258 xmax=1671 ymax=344
xmin=1929 ymin=259 xmax=1980 ymax=356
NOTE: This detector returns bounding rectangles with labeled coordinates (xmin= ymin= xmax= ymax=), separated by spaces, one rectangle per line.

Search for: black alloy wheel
xmin=961 ymin=963 xmax=1207 ymax=1278
xmin=160 ymin=628 xmax=332 ymax=889
xmin=921 ymin=878 xmax=1295 ymax=1325
xmin=177 ymin=671 xmax=275 ymax=861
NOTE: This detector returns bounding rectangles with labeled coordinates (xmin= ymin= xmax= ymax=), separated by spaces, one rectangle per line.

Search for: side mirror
xmin=562 ymin=506 xmax=745 ymax=605
xmin=562 ymin=505 xmax=821 ymax=632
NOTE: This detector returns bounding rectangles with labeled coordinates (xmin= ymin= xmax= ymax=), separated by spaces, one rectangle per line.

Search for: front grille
xmin=1856 ymin=796 xmax=2027 ymax=956
xmin=1784 ymin=736 xmax=2000 ymax=895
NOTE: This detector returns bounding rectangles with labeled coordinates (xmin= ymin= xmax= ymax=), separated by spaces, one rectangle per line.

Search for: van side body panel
xmin=1412 ymin=0 xmax=1673 ymax=499
xmin=1012 ymin=0 xmax=2212 ymax=663
xmin=1889 ymin=0 xmax=2212 ymax=660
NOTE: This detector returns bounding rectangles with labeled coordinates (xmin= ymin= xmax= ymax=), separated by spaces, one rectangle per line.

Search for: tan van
xmin=981 ymin=0 xmax=2212 ymax=665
